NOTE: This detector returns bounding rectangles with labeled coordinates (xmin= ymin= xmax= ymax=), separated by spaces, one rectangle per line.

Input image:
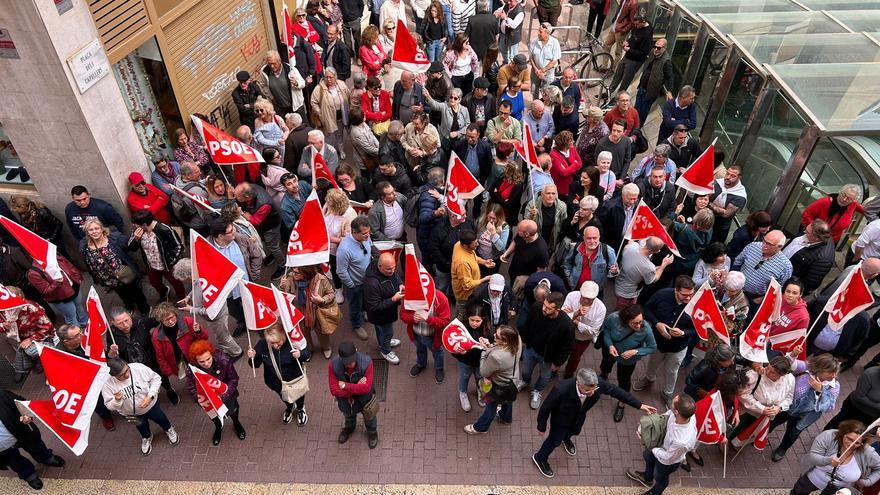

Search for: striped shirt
xmin=732 ymin=242 xmax=793 ymax=296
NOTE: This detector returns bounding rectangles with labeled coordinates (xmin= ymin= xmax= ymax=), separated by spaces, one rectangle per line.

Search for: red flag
xmin=624 ymin=200 xmax=681 ymax=257
xmin=770 ymin=330 xmax=807 ymax=361
xmin=311 ymin=151 xmax=339 ymax=189
xmin=282 ymin=3 xmax=297 ymax=62
xmin=188 ymin=364 xmax=229 ymax=424
xmin=735 ymin=412 xmax=771 ymax=450
xmin=239 ymin=280 xmax=279 ymax=330
xmin=350 ymin=201 xmax=371 ymax=216
xmin=390 ymin=19 xmax=430 ymax=73
xmin=675 ymin=142 xmax=715 ymax=195
xmin=83 ymin=287 xmax=108 ymax=363
xmin=286 ymin=189 xmax=330 ymax=266
xmin=168 ymin=184 xmax=220 ymax=215
xmin=514 ymin=123 xmax=540 ymax=169
xmin=695 ymin=390 xmax=727 ymax=444
xmin=681 ymin=281 xmax=728 ymax=343
xmin=403 ymin=243 xmax=436 ymax=313
xmin=0 ymin=283 xmax=28 ymax=311
xmin=442 ymin=319 xmax=480 ymax=354
xmin=190 ymin=230 xmax=246 ymax=319
xmin=445 ymin=151 xmax=484 ymax=218
xmin=0 ymin=215 xmax=61 ymax=279
xmin=739 ymin=278 xmax=782 ymax=363
xmin=36 ymin=343 xmax=110 ymax=430
xmin=272 ymin=284 xmax=307 ymax=350
xmin=191 ymin=115 xmax=264 ymax=166
xmin=16 ymin=400 xmax=90 ymax=456
xmin=823 ymin=262 xmax=875 ymax=331
xmin=374 ymin=241 xmax=404 ymax=266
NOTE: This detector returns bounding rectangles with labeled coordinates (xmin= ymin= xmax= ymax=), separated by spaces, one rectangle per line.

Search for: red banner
xmin=272 ymin=284 xmax=307 ymax=350
xmin=189 ymin=364 xmax=229 ymax=423
xmin=441 ymin=319 xmax=479 ymax=354
xmin=675 ymin=142 xmax=715 ymax=195
xmin=403 ymin=244 xmax=436 ymax=312
xmin=190 ymin=230 xmax=246 ymax=319
xmin=16 ymin=400 xmax=90 ymax=456
xmin=312 ymin=152 xmax=339 ymax=189
xmin=823 ymin=262 xmax=875 ymax=331
xmin=374 ymin=241 xmax=403 ymax=266
xmin=695 ymin=390 xmax=726 ymax=444
xmin=514 ymin=123 xmax=540 ymax=170
xmin=0 ymin=282 xmax=28 ymax=311
xmin=682 ymin=281 xmax=728 ymax=343
xmin=739 ymin=278 xmax=782 ymax=364
xmin=625 ymin=200 xmax=681 ymax=257
xmin=734 ymin=412 xmax=770 ymax=450
xmin=191 ymin=115 xmax=264 ymax=166
xmin=36 ymin=343 xmax=110 ymax=430
xmin=445 ymin=151 xmax=484 ymax=218
xmin=239 ymin=280 xmax=279 ymax=330
xmin=83 ymin=287 xmax=108 ymax=363
xmin=286 ymin=189 xmax=330 ymax=266
xmin=390 ymin=19 xmax=431 ymax=73
xmin=0 ymin=215 xmax=61 ymax=279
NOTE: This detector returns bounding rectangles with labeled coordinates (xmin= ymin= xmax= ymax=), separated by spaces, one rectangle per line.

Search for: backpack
xmin=639 ymin=413 xmax=668 ymax=450
xmin=404 ymin=190 xmax=423 ymax=228
xmin=171 ymin=182 xmax=201 ymax=223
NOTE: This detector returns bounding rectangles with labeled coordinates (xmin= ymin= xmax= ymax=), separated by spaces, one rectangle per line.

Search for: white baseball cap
xmin=580 ymin=281 xmax=599 ymax=299
xmin=489 ymin=274 xmax=505 ymax=291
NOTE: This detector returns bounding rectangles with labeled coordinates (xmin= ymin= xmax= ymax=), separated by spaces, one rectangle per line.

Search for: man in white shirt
xmin=368 ymin=182 xmax=406 ymax=241
xmin=528 ymin=22 xmax=561 ymax=99
xmin=853 ymin=217 xmax=880 ymax=263
xmin=627 ymin=394 xmax=697 ymax=495
xmin=561 ymin=281 xmax=606 ymax=379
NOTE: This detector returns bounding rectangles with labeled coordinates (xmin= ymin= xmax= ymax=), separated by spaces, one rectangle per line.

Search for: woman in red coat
xmin=548 ymin=131 xmax=583 ymax=201
xmin=149 ymin=302 xmax=208 ymax=379
xmin=358 ymin=25 xmax=388 ymax=79
xmin=801 ymin=185 xmax=864 ymax=243
xmin=361 ymin=76 xmax=392 ymax=129
xmin=290 ymin=7 xmax=323 ymax=75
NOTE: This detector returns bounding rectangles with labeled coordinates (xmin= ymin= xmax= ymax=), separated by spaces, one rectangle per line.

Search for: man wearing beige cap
xmin=561 ymin=280 xmax=606 ymax=379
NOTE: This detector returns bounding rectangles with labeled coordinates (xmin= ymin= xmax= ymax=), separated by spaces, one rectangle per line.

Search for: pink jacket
xmin=442 ymin=47 xmax=479 ymax=78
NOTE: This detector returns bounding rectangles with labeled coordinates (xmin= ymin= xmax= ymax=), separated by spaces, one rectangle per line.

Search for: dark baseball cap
xmin=236 ymin=71 xmax=250 ymax=82
xmin=338 ymin=341 xmax=357 ymax=365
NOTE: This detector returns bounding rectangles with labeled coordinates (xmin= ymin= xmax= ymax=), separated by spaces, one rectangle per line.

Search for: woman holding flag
xmin=247 ymin=323 xmax=309 ymax=426
xmin=465 ymin=324 xmax=520 ymax=433
xmin=186 ymin=340 xmax=246 ymax=446
xmin=791 ymin=420 xmax=880 ymax=495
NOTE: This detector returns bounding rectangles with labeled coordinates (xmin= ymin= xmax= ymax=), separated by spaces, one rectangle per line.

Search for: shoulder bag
xmin=268 ymin=348 xmax=310 ymax=403
xmin=313 ymin=277 xmax=341 ymax=334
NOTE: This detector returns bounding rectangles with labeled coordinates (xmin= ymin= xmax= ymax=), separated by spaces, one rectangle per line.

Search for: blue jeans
xmin=643 ymin=449 xmax=681 ymax=495
xmin=442 ymin=5 xmax=454 ymax=39
xmin=426 ymin=39 xmax=444 ymax=62
xmin=473 ymin=399 xmax=512 ymax=432
xmin=414 ymin=333 xmax=444 ymax=370
xmin=499 ymin=31 xmax=519 ymax=64
xmin=520 ymin=346 xmax=552 ymax=392
xmin=344 ymin=285 xmax=364 ymax=329
xmin=51 ymin=299 xmax=88 ymax=327
xmin=535 ymin=425 xmax=573 ymax=463
xmin=135 ymin=401 xmax=173 ymax=439
xmin=458 ymin=361 xmax=481 ymax=393
xmin=375 ymin=322 xmax=394 ymax=354
xmin=435 ymin=271 xmax=451 ymax=299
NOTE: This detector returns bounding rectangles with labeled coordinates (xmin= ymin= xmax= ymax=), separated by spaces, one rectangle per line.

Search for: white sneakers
xmin=141 ymin=437 xmax=152 ymax=456
xmin=166 ymin=427 xmax=179 ymax=445
xmin=530 ymin=391 xmax=542 ymax=410
xmin=335 ymin=289 xmax=344 ymax=304
xmin=390 ymin=338 xmax=401 ymax=348
xmin=459 ymin=392 xmax=472 ymax=412
xmin=382 ymin=351 xmax=400 ymax=365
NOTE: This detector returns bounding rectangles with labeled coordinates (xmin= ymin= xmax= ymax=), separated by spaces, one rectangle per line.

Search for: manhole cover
xmin=0 ymin=356 xmax=21 ymax=390
xmin=371 ymin=358 xmax=389 ymax=402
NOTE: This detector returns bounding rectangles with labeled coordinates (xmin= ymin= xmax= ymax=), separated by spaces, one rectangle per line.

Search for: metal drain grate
xmin=371 ymin=358 xmax=389 ymax=402
xmin=0 ymin=356 xmax=20 ymax=390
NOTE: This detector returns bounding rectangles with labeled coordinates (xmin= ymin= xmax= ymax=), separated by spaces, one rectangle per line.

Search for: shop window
xmin=692 ymin=37 xmax=727 ymax=127
xmin=710 ymin=59 xmax=763 ymax=163
xmin=0 ymin=124 xmax=32 ymax=187
xmin=669 ymin=18 xmax=698 ymax=94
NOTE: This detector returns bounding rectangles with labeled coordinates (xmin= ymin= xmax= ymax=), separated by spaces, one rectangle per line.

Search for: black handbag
xmin=487 ymin=379 xmax=518 ymax=404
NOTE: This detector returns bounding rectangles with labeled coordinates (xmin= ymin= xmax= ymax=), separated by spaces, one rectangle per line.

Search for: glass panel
xmin=702 ymin=11 xmax=850 ymax=37
xmin=798 ymin=0 xmax=880 ymax=9
xmin=733 ymin=33 xmax=880 ymax=66
xmin=712 ymin=59 xmax=763 ymax=162
xmin=693 ymin=36 xmax=729 ymax=125
xmin=677 ymin=0 xmax=805 ymax=15
xmin=739 ymin=92 xmax=809 ymax=221
xmin=652 ymin=5 xmax=673 ymax=39
xmin=670 ymin=18 xmax=699 ymax=93
xmin=0 ymin=123 xmax=33 ymax=186
xmin=827 ymin=10 xmax=880 ymax=32
xmin=770 ymin=63 xmax=880 ymax=132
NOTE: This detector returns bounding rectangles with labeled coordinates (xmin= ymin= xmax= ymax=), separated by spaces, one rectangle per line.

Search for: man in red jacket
xmin=329 ymin=341 xmax=379 ymax=448
xmin=127 ymin=172 xmax=171 ymax=224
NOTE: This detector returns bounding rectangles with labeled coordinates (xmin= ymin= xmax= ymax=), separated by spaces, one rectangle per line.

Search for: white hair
xmin=580 ymin=195 xmax=599 ymax=211
xmin=597 ymin=151 xmax=613 ymax=162
xmin=725 ymin=271 xmax=746 ymax=291
xmin=307 ymin=129 xmax=325 ymax=141
xmin=622 ymin=183 xmax=640 ymax=197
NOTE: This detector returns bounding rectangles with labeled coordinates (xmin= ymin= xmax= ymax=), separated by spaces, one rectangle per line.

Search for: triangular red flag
xmin=403 ymin=244 xmax=436 ymax=313
xmin=36 ymin=343 xmax=110 ymax=430
xmin=286 ymin=189 xmax=330 ymax=266
xmin=823 ymin=262 xmax=875 ymax=331
xmin=739 ymin=278 xmax=782 ymax=364
xmin=445 ymin=151 xmax=484 ymax=217
xmin=191 ymin=115 xmax=264 ymax=166
xmin=0 ymin=283 xmax=28 ymax=311
xmin=189 ymin=364 xmax=229 ymax=424
xmin=282 ymin=3 xmax=297 ymax=62
xmin=272 ymin=284 xmax=307 ymax=349
xmin=695 ymin=391 xmax=727 ymax=444
xmin=83 ymin=287 xmax=108 ymax=363
xmin=514 ymin=123 xmax=540 ymax=169
xmin=675 ymin=143 xmax=715 ymax=195
xmin=441 ymin=319 xmax=480 ymax=354
xmin=0 ymin=215 xmax=61 ymax=279
xmin=624 ymin=200 xmax=681 ymax=257
xmin=190 ymin=230 xmax=246 ymax=319
xmin=311 ymin=151 xmax=339 ymax=189
xmin=681 ymin=281 xmax=728 ymax=342
xmin=16 ymin=400 xmax=90 ymax=456
xmin=168 ymin=184 xmax=220 ymax=215
xmin=390 ymin=19 xmax=430 ymax=73
xmin=238 ymin=280 xmax=279 ymax=330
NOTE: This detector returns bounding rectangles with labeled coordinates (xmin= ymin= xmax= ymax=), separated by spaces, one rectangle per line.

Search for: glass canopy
xmin=675 ymin=0 xmax=805 ymax=15
xmin=826 ymin=10 xmax=880 ymax=32
xmin=767 ymin=63 xmax=880 ymax=133
xmin=734 ymin=33 xmax=880 ymax=66
xmin=797 ymin=0 xmax=880 ymax=9
xmin=700 ymin=11 xmax=851 ymax=37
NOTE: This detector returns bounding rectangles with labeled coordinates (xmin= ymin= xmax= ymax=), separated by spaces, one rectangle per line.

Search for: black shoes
xmin=435 ymin=369 xmax=445 ymax=384
xmin=230 ymin=352 xmax=244 ymax=363
xmin=234 ymin=422 xmax=246 ymax=440
xmin=410 ymin=365 xmax=425 ymax=377
xmin=367 ymin=431 xmax=379 ymax=449
xmin=27 ymin=477 xmax=43 ymax=490
xmin=687 ymin=450 xmax=704 ymax=466
xmin=338 ymin=427 xmax=354 ymax=444
xmin=532 ymin=454 xmax=554 ymax=478
xmin=772 ymin=448 xmax=787 ymax=462
xmin=212 ymin=428 xmax=222 ymax=446
xmin=42 ymin=455 xmax=65 ymax=467
xmin=166 ymin=388 xmax=180 ymax=405
xmin=562 ymin=438 xmax=577 ymax=456
xmin=613 ymin=404 xmax=625 ymax=423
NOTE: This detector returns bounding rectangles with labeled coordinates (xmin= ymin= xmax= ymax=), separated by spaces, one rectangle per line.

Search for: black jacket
xmin=337 ymin=0 xmax=364 ymax=22
xmin=391 ymin=81 xmax=427 ymax=121
xmin=378 ymin=137 xmax=408 ymax=171
xmin=238 ymin=185 xmax=281 ymax=231
xmin=623 ymin=24 xmax=654 ymax=63
xmin=427 ymin=219 xmax=476 ymax=273
xmin=107 ymin=316 xmax=160 ymax=370
xmin=364 ymin=264 xmax=403 ymax=325
xmin=789 ymin=239 xmax=835 ymax=296
xmin=596 ymin=195 xmax=632 ymax=251
xmin=250 ymin=339 xmax=304 ymax=393
xmin=284 ymin=124 xmax=314 ymax=172
xmin=127 ymin=222 xmax=183 ymax=271
xmin=537 ymin=378 xmax=641 ymax=434
xmin=464 ymin=13 xmax=500 ymax=60
xmin=462 ymin=92 xmax=498 ymax=135
xmin=667 ymin=136 xmax=701 ymax=169
xmin=452 ymin=138 xmax=493 ymax=182
xmin=321 ymin=40 xmax=352 ymax=81
xmin=0 ymin=390 xmax=47 ymax=452
xmin=807 ymin=297 xmax=870 ymax=363
xmin=637 ymin=178 xmax=675 ymax=220
xmin=290 ymin=34 xmax=317 ymax=80
xmin=371 ymin=164 xmax=413 ymax=198
xmin=232 ymin=83 xmax=262 ymax=130
xmin=465 ymin=282 xmax=515 ymax=329
xmin=0 ymin=243 xmax=31 ymax=288
xmin=521 ymin=301 xmax=575 ymax=367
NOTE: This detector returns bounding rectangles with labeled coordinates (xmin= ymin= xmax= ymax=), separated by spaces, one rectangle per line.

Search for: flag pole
xmin=840 ymin=417 xmax=880 ymax=459
xmin=728 ymin=442 xmax=746 ymax=463
xmin=245 ymin=329 xmax=256 ymax=378
xmin=108 ymin=326 xmax=117 ymax=347
xmin=722 ymin=441 xmax=728 ymax=478
xmin=803 ymin=311 xmax=825 ymax=340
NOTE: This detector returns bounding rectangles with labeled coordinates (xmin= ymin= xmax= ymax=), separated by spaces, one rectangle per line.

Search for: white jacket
xmin=739 ymin=369 xmax=795 ymax=417
xmin=102 ymin=362 xmax=161 ymax=416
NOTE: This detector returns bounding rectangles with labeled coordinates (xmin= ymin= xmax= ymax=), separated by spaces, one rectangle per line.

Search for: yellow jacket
xmin=451 ymin=242 xmax=483 ymax=301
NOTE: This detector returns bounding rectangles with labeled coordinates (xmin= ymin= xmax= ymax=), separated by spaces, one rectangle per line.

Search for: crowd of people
xmin=2 ymin=0 xmax=880 ymax=494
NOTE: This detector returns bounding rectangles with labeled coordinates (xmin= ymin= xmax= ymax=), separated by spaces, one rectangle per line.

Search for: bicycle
xmin=554 ymin=26 xmax=615 ymax=89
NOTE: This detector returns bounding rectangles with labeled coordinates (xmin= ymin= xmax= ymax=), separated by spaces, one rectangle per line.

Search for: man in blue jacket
xmin=65 ymin=185 xmax=125 ymax=240
xmin=656 ymin=85 xmax=697 ymax=144
xmin=452 ymin=125 xmax=493 ymax=219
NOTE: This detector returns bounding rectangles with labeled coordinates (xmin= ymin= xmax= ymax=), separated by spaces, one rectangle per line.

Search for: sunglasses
xmin=654 ymin=45 xmax=663 ymax=49
xmin=296 ymin=13 xmax=306 ymax=17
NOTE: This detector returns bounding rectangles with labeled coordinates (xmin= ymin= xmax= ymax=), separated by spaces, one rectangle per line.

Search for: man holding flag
xmin=54 ymin=324 xmax=116 ymax=431
xmin=207 ymin=220 xmax=265 ymax=339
